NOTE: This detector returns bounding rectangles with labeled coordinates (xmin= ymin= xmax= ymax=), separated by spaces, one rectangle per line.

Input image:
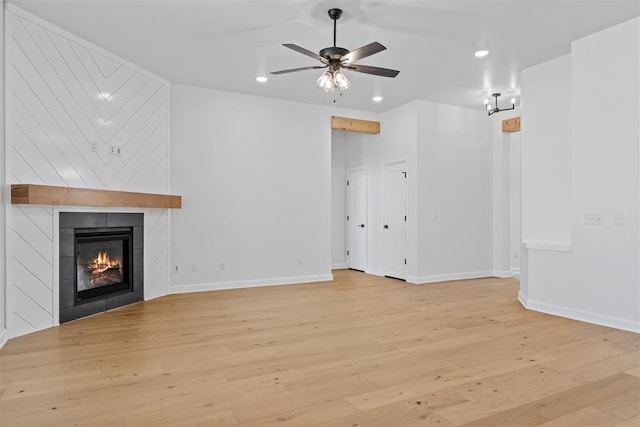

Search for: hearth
xmin=59 ymin=212 xmax=143 ymax=323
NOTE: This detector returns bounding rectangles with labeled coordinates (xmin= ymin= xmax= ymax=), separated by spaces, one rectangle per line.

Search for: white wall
xmin=0 ymin=2 xmax=6 ymax=347
xmin=520 ymin=18 xmax=640 ymax=332
xmin=521 ymin=55 xmax=572 ymax=246
xmin=170 ymin=84 xmax=375 ymax=292
xmin=491 ymin=109 xmax=522 ymax=278
xmin=414 ymin=101 xmax=493 ymax=282
xmin=4 ymin=6 xmax=171 ymax=339
xmin=339 ymin=100 xmax=492 ymax=283
xmin=509 ymin=132 xmax=521 ymax=274
xmin=344 ymin=101 xmax=418 ymax=277
xmin=331 ymin=129 xmax=348 ymax=269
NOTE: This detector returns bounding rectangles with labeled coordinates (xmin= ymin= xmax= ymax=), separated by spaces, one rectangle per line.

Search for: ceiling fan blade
xmin=345 ymin=64 xmax=400 ymax=78
xmin=271 ymin=65 xmax=327 ymax=75
xmin=341 ymin=42 xmax=386 ymax=63
xmin=283 ymin=44 xmax=328 ymax=64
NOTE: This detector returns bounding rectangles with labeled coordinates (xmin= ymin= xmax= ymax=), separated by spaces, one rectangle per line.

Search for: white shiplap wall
xmin=5 ymin=6 xmax=171 ymax=338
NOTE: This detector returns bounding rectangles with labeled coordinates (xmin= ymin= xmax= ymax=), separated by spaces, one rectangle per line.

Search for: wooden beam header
xmin=502 ymin=116 xmax=521 ymax=133
xmin=11 ymin=184 xmax=182 ymax=209
xmin=331 ymin=116 xmax=380 ymax=134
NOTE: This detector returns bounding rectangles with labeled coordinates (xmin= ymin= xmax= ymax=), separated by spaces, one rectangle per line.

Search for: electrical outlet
xmin=219 ymin=262 xmax=225 ymax=271
xmin=110 ymin=145 xmax=122 ymax=157
xmin=89 ymin=141 xmax=97 ymax=152
xmin=191 ymin=263 xmax=198 ymax=272
xmin=297 ymin=258 xmax=302 ymax=266
xmin=584 ymin=213 xmax=603 ymax=225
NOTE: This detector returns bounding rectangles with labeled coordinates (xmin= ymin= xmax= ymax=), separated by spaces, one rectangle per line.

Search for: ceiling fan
xmin=271 ymin=8 xmax=399 ymax=92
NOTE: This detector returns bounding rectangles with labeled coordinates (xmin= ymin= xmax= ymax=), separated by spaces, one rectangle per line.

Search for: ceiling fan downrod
xmin=328 ymin=8 xmax=342 ymax=47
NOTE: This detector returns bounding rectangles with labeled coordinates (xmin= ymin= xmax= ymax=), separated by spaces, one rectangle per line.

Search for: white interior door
xmin=383 ymin=162 xmax=407 ymax=280
xmin=347 ymin=169 xmax=367 ymax=271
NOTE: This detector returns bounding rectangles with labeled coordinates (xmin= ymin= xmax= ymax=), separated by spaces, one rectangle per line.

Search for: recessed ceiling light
xmin=474 ymin=49 xmax=490 ymax=58
xmin=256 ymin=76 xmax=268 ymax=83
xmin=372 ymin=96 xmax=383 ymax=102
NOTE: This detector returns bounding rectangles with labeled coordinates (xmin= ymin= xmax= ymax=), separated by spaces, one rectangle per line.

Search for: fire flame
xmin=90 ymin=251 xmax=122 ymax=274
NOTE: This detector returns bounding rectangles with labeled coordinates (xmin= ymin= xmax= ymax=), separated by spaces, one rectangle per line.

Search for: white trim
xmin=492 ymin=270 xmax=512 ymax=278
xmin=382 ymin=159 xmax=409 ymax=168
xmin=0 ymin=328 xmax=8 ymax=350
xmin=407 ymin=270 xmax=493 ymax=284
xmin=331 ymin=263 xmax=347 ymax=270
xmin=0 ymin=1 xmax=6 ymax=348
xmin=517 ymin=291 xmax=529 ymax=307
xmin=519 ymin=295 xmax=640 ymax=334
xmin=168 ymin=274 xmax=334 ymax=294
xmin=365 ymin=268 xmax=384 ymax=277
xmin=52 ymin=207 xmax=60 ymax=327
xmin=510 ymin=268 xmax=520 ymax=278
xmin=6 ymin=4 xmax=170 ymax=86
xmin=523 ymin=240 xmax=572 ymax=252
xmin=166 ymin=82 xmax=172 ymax=301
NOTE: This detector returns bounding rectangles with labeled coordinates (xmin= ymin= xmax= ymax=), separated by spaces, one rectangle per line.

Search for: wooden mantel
xmin=11 ymin=184 xmax=182 ymax=209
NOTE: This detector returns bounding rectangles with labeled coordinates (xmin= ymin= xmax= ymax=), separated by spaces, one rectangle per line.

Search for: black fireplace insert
xmin=60 ymin=212 xmax=143 ymax=323
xmin=75 ymin=227 xmax=132 ymax=302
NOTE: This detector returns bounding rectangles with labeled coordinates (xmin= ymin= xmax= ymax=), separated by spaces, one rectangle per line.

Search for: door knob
xmin=358 ymin=224 xmax=365 ymax=228
xmin=383 ymin=225 xmax=389 ymax=229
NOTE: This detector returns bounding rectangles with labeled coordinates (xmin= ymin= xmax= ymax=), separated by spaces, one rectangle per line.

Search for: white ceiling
xmin=9 ymin=0 xmax=640 ymax=113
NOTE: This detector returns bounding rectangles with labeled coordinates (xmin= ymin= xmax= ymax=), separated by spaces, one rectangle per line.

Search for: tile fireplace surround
xmin=58 ymin=212 xmax=144 ymax=323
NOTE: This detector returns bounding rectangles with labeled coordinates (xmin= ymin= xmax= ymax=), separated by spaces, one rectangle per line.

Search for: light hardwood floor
xmin=1 ymin=270 xmax=638 ymax=426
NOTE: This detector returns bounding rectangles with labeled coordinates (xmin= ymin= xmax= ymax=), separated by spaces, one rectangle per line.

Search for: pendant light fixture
xmin=486 ymin=93 xmax=516 ymax=116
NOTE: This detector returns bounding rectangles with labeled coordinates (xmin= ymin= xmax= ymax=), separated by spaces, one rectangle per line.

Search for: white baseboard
xmin=511 ymin=268 xmax=520 ymax=278
xmin=518 ymin=294 xmax=640 ymax=333
xmin=523 ymin=240 xmax=572 ymax=252
xmin=492 ymin=270 xmax=512 ymax=278
xmin=0 ymin=328 xmax=8 ymax=350
xmin=169 ymin=274 xmax=334 ymax=294
xmin=407 ymin=270 xmax=493 ymax=285
xmin=517 ymin=291 xmax=529 ymax=307
xmin=365 ymin=268 xmax=384 ymax=277
xmin=331 ymin=263 xmax=347 ymax=270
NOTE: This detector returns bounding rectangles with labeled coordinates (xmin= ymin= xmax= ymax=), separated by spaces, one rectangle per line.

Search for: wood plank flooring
xmin=1 ymin=270 xmax=638 ymax=426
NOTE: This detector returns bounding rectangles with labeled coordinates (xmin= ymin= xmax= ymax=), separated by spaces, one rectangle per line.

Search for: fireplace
xmin=76 ymin=228 xmax=132 ymax=301
xmin=60 ymin=212 xmax=143 ymax=323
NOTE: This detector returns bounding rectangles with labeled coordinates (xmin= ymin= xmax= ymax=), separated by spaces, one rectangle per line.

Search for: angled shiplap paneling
xmin=6 ymin=6 xmax=171 ymax=338
xmin=143 ymin=209 xmax=170 ymax=300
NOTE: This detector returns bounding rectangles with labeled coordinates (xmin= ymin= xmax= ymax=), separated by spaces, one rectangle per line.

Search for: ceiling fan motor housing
xmin=320 ymin=46 xmax=349 ymax=61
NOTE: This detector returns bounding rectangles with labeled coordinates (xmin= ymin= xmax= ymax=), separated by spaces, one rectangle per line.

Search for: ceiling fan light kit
xmin=486 ymin=93 xmax=516 ymax=116
xmin=271 ymin=8 xmax=399 ymax=93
